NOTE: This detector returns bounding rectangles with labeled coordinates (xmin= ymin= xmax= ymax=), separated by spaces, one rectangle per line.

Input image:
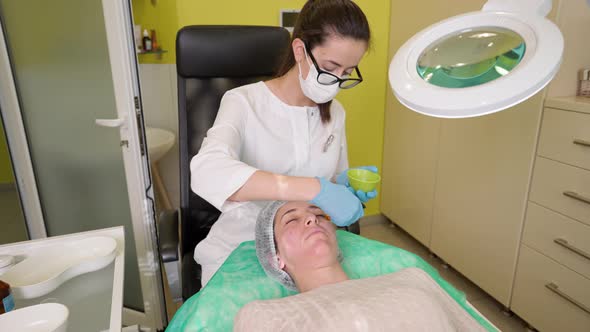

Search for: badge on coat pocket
xmin=322 ymin=134 xmax=335 ymax=153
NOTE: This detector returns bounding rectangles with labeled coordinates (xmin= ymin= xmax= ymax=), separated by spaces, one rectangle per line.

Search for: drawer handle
xmin=545 ymin=282 xmax=590 ymax=315
xmin=573 ymin=139 xmax=590 ymax=148
xmin=554 ymin=238 xmax=590 ymax=261
xmin=563 ymin=191 xmax=590 ymax=205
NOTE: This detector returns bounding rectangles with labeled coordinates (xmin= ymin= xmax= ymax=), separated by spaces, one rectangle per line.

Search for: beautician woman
xmin=191 ymin=0 xmax=376 ymax=287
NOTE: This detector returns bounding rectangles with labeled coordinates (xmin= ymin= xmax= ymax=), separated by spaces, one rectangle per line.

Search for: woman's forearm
xmin=228 ymin=170 xmax=321 ymax=202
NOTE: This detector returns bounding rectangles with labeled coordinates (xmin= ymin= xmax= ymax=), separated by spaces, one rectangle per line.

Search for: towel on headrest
xmin=234 ymin=267 xmax=487 ymax=332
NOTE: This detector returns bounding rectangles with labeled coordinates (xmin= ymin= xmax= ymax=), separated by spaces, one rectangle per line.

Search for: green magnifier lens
xmin=417 ymin=27 xmax=526 ymax=88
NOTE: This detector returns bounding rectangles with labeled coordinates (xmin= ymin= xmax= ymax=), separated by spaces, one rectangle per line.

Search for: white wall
xmin=138 ymin=64 xmax=180 ymax=210
xmin=546 ymin=0 xmax=590 ymax=97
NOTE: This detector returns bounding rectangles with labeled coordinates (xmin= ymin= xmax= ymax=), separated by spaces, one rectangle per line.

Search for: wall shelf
xmin=137 ymin=49 xmax=167 ymax=55
xmin=137 ymin=49 xmax=167 ymax=60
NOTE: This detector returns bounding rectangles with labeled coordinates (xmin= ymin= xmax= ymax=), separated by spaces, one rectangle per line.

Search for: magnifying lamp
xmin=389 ymin=0 xmax=565 ymax=118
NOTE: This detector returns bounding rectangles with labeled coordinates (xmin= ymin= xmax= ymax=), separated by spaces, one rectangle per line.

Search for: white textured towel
xmin=234 ymin=267 xmax=487 ymax=332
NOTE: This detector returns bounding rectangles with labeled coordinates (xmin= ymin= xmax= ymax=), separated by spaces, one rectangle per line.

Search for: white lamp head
xmin=389 ymin=0 xmax=564 ymax=118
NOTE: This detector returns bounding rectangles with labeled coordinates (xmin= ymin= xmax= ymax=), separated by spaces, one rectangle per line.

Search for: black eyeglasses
xmin=305 ymin=44 xmax=363 ymax=89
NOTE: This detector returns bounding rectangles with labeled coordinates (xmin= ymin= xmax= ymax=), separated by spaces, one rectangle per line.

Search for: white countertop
xmin=544 ymin=96 xmax=590 ymax=114
xmin=0 ymin=227 xmax=124 ymax=332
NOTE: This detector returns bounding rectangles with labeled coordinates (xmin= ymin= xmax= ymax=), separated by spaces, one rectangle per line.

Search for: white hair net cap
xmin=255 ymin=201 xmax=345 ymax=291
xmin=255 ymin=201 xmax=298 ymax=291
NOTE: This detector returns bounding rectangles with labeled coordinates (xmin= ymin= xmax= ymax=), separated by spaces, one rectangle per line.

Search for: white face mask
xmin=298 ymin=45 xmax=340 ymax=104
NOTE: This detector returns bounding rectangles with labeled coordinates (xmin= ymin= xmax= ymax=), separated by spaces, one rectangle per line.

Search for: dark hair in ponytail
xmin=275 ymin=0 xmax=371 ymax=124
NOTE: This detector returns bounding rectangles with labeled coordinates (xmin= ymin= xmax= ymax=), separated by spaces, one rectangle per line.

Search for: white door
xmin=0 ymin=0 xmax=166 ymax=329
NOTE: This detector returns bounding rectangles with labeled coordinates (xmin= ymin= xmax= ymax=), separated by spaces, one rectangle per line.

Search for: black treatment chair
xmin=157 ymin=25 xmax=361 ymax=303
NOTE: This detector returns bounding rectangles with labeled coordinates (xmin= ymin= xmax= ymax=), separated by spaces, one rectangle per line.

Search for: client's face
xmin=273 ymin=202 xmax=339 ymax=272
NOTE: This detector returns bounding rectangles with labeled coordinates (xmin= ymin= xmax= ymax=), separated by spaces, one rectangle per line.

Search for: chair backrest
xmin=176 ymin=26 xmax=291 ymax=258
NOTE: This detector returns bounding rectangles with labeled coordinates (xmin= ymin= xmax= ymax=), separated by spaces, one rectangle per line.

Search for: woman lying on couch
xmin=234 ymin=201 xmax=491 ymax=331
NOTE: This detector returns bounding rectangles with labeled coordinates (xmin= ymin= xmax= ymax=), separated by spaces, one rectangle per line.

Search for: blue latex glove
xmin=336 ymin=166 xmax=379 ymax=203
xmin=310 ymin=177 xmax=364 ymax=227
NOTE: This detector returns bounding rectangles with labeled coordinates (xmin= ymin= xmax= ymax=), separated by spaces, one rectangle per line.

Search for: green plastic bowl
xmin=347 ymin=169 xmax=381 ymax=192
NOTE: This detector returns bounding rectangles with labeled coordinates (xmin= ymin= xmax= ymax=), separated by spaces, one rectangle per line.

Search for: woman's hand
xmin=336 ymin=166 xmax=379 ymax=203
xmin=310 ymin=177 xmax=364 ymax=227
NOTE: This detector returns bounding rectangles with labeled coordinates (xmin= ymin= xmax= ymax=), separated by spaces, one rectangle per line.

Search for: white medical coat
xmin=191 ymin=81 xmax=349 ymax=286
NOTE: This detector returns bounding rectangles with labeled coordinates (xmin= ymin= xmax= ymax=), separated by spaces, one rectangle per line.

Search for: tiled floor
xmin=360 ymin=214 xmax=533 ymax=332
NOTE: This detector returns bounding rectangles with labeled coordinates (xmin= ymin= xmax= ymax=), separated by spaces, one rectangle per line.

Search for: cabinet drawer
xmin=511 ymin=245 xmax=590 ymax=332
xmin=523 ymin=202 xmax=590 ymax=278
xmin=530 ymin=157 xmax=590 ymax=226
xmin=538 ymin=108 xmax=590 ymax=171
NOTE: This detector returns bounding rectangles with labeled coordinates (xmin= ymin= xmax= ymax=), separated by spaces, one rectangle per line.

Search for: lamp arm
xmin=483 ymin=0 xmax=552 ymax=17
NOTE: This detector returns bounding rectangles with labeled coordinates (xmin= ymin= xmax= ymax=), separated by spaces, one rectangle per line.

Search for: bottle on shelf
xmin=142 ymin=29 xmax=152 ymax=52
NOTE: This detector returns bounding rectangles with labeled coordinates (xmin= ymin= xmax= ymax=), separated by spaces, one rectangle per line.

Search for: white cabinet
xmin=381 ymin=106 xmax=441 ymax=245
xmin=381 ymin=0 xmax=590 ymax=311
xmin=511 ymin=99 xmax=590 ymax=331
xmin=430 ymin=94 xmax=544 ymax=306
xmin=381 ymin=91 xmax=545 ymax=306
xmin=511 ymin=0 xmax=590 ymax=321
xmin=381 ymin=97 xmax=590 ymax=313
xmin=511 ymin=245 xmax=590 ymax=332
xmin=537 ymin=106 xmax=590 ymax=169
xmin=382 ymin=0 xmax=547 ymax=306
xmin=380 ymin=0 xmax=486 ymax=246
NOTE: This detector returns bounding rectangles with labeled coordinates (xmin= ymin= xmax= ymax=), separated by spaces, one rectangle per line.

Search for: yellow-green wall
xmin=133 ymin=0 xmax=391 ymax=215
xmin=0 ymin=119 xmax=14 ymax=184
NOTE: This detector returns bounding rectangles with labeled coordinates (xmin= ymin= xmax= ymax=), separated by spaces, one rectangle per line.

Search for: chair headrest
xmin=176 ymin=25 xmax=291 ymax=78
